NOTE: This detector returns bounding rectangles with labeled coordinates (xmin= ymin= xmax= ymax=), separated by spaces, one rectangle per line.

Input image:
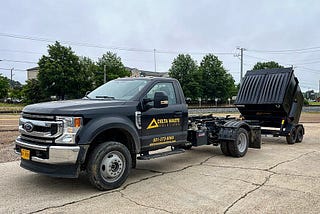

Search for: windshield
xmin=86 ymin=79 xmax=149 ymax=100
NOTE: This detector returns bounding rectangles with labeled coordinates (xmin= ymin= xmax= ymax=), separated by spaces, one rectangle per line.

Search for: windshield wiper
xmin=95 ymin=95 xmax=115 ymax=99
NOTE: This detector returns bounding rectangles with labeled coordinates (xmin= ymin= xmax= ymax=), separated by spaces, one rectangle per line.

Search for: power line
xmin=243 ymin=54 xmax=320 ymax=75
xmin=295 ymin=60 xmax=320 ymax=65
xmin=244 ymin=54 xmax=293 ymax=67
xmin=0 ymin=49 xmax=43 ymax=55
xmin=0 ymin=32 xmax=154 ymax=53
xmin=0 ymin=67 xmax=26 ymax=71
xmin=0 ymin=32 xmax=235 ymax=56
xmin=0 ymin=59 xmax=37 ymax=64
xmin=247 ymin=46 xmax=320 ymax=54
xmin=156 ymin=49 xmax=234 ymax=55
xmin=297 ymin=66 xmax=320 ymax=72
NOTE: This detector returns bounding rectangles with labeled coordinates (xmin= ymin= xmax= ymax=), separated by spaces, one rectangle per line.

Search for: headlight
xmin=55 ymin=116 xmax=82 ymax=144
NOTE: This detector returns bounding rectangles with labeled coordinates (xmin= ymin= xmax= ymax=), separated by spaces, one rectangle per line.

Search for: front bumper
xmin=15 ymin=137 xmax=80 ymax=164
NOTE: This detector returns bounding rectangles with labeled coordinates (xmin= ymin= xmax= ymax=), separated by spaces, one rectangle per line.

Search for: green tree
xmin=199 ymin=54 xmax=236 ymax=102
xmin=38 ymin=41 xmax=82 ymax=100
xmin=252 ymin=61 xmax=284 ymax=70
xmin=169 ymin=54 xmax=201 ymax=100
xmin=79 ymin=56 xmax=97 ymax=95
xmin=22 ymin=79 xmax=46 ymax=104
xmin=0 ymin=74 xmax=10 ymax=99
xmin=8 ymin=80 xmax=23 ymax=100
xmin=95 ymin=52 xmax=130 ymax=86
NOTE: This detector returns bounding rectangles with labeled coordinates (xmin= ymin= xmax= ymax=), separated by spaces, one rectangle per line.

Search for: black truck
xmin=15 ymin=67 xmax=304 ymax=190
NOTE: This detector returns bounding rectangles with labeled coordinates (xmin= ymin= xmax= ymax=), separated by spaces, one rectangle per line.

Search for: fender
xmin=219 ymin=120 xmax=261 ymax=149
xmin=77 ymin=116 xmax=141 ymax=153
xmin=218 ymin=120 xmax=251 ymax=141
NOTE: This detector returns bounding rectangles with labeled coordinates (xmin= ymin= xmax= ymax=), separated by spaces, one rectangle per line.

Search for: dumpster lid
xmin=235 ymin=67 xmax=296 ymax=105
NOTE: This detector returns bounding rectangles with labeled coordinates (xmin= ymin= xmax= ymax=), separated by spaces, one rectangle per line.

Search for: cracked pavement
xmin=1 ymin=123 xmax=320 ymax=213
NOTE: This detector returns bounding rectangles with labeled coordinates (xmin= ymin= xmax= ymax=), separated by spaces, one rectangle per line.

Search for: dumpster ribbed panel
xmin=236 ymin=68 xmax=293 ymax=105
xmin=235 ymin=67 xmax=303 ymax=127
xmin=258 ymin=72 xmax=289 ymax=104
xmin=236 ymin=74 xmax=265 ymax=104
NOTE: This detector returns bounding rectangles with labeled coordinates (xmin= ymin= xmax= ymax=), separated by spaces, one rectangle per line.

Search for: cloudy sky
xmin=0 ymin=0 xmax=320 ymax=92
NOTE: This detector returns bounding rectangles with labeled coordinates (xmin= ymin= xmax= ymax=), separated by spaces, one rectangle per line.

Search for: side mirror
xmin=154 ymin=91 xmax=169 ymax=108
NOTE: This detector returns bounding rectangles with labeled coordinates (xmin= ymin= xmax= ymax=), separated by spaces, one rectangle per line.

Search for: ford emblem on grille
xmin=24 ymin=122 xmax=34 ymax=132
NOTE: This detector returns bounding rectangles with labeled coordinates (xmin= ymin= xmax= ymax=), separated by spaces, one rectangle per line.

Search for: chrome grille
xmin=19 ymin=115 xmax=63 ymax=144
xmin=22 ymin=113 xmax=55 ymax=121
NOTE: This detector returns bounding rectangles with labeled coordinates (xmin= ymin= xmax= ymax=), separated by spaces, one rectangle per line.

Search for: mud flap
xmin=249 ymin=126 xmax=261 ymax=149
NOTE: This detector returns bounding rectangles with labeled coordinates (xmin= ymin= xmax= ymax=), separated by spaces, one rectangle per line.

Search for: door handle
xmin=174 ymin=111 xmax=183 ymax=116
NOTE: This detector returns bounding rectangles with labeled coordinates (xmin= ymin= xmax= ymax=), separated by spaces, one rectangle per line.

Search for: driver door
xmin=140 ymin=81 xmax=184 ymax=149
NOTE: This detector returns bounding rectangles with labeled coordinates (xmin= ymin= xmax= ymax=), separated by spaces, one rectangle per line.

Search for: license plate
xmin=21 ymin=148 xmax=30 ymax=160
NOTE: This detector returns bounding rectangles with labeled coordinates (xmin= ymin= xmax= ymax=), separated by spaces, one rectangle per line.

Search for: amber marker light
xmin=74 ymin=117 xmax=82 ymax=127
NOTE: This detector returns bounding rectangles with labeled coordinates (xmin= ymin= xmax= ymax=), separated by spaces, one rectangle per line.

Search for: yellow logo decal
xmin=147 ymin=118 xmax=159 ymax=129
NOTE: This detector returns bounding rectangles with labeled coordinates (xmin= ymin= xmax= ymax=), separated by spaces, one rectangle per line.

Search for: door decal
xmin=147 ymin=118 xmax=181 ymax=130
xmin=151 ymin=135 xmax=176 ymax=146
xmin=147 ymin=118 xmax=159 ymax=129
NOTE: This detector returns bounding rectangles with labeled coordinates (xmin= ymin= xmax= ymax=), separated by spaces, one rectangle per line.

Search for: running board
xmin=137 ymin=149 xmax=185 ymax=160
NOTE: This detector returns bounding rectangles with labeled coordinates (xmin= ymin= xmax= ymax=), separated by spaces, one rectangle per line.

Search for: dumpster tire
xmin=286 ymin=128 xmax=297 ymax=144
xmin=87 ymin=141 xmax=131 ymax=190
xmin=296 ymin=126 xmax=303 ymax=143
xmin=228 ymin=128 xmax=249 ymax=157
xmin=220 ymin=141 xmax=231 ymax=156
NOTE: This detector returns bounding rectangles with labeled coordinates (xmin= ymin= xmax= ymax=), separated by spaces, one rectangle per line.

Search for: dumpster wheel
xmin=296 ymin=126 xmax=304 ymax=143
xmin=286 ymin=127 xmax=297 ymax=144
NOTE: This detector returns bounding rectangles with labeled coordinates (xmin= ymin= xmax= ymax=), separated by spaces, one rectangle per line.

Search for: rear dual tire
xmin=220 ymin=128 xmax=249 ymax=157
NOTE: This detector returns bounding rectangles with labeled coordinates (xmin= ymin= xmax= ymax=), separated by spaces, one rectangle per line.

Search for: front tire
xmin=87 ymin=141 xmax=132 ymax=190
xmin=228 ymin=128 xmax=249 ymax=157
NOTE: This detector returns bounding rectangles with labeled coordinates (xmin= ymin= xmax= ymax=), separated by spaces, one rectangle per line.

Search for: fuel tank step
xmin=137 ymin=148 xmax=185 ymax=160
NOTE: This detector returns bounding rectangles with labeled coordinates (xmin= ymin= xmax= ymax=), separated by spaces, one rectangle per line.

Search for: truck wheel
xmin=220 ymin=141 xmax=231 ymax=156
xmin=228 ymin=128 xmax=249 ymax=157
xmin=286 ymin=128 xmax=297 ymax=144
xmin=296 ymin=126 xmax=303 ymax=143
xmin=87 ymin=141 xmax=132 ymax=190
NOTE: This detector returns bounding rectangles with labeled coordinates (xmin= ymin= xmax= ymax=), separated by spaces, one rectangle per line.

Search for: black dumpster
xmin=235 ymin=67 xmax=304 ymax=144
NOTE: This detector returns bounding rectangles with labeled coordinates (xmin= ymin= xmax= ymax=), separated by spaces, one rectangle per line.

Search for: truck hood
xmin=22 ymin=99 xmax=128 ymax=115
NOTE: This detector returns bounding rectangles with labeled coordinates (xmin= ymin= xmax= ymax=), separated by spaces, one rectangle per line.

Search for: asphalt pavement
xmin=1 ymin=123 xmax=320 ymax=214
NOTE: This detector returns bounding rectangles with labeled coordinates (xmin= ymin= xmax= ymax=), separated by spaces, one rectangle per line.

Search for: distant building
xmin=26 ymin=66 xmax=169 ymax=81
xmin=27 ymin=67 xmax=39 ymax=80
xmin=126 ymin=67 xmax=169 ymax=78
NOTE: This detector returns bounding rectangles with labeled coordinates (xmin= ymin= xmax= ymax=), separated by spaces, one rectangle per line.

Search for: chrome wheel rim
xmin=237 ymin=133 xmax=247 ymax=153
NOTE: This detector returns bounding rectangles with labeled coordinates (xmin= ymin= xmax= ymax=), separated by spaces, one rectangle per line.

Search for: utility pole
xmin=103 ymin=64 xmax=106 ymax=83
xmin=153 ymin=48 xmax=157 ymax=72
xmin=236 ymin=47 xmax=246 ymax=83
xmin=240 ymin=48 xmax=244 ymax=82
xmin=10 ymin=68 xmax=14 ymax=88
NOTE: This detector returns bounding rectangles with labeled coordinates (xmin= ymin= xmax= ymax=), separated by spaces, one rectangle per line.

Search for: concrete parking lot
xmin=0 ymin=121 xmax=319 ymax=213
